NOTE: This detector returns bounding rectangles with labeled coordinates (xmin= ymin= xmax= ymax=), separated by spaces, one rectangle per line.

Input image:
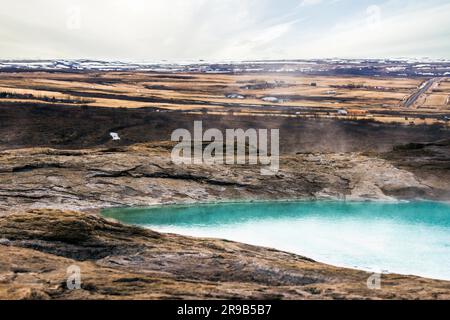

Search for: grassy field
xmin=0 ymin=72 xmax=449 ymax=125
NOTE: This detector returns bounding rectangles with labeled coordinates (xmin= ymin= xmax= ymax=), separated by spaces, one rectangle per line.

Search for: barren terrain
xmin=0 ymin=68 xmax=449 ymax=300
xmin=0 ymin=71 xmax=449 ymax=126
xmin=1 ymin=209 xmax=449 ymax=300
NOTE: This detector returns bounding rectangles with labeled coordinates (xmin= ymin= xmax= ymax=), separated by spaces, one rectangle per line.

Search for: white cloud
xmin=0 ymin=0 xmax=448 ymax=60
xmin=217 ymin=20 xmax=298 ymax=60
xmin=287 ymin=2 xmax=450 ymax=59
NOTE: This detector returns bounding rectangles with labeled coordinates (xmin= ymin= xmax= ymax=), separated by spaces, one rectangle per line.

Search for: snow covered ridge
xmin=0 ymin=59 xmax=449 ymax=76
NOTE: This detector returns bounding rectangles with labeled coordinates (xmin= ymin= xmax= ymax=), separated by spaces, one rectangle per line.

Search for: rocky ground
xmin=1 ymin=72 xmax=449 ymax=300
xmin=1 ymin=139 xmax=449 ymax=213
xmin=1 ymin=209 xmax=449 ymax=300
xmin=1 ymin=137 xmax=449 ymax=299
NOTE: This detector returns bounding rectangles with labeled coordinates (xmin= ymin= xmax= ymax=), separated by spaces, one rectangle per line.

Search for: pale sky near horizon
xmin=0 ymin=0 xmax=449 ymax=61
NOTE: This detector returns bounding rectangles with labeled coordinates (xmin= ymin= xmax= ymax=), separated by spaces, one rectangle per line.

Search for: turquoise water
xmin=102 ymin=201 xmax=450 ymax=280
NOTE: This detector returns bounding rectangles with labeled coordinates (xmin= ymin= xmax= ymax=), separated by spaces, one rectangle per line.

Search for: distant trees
xmin=0 ymin=91 xmax=94 ymax=104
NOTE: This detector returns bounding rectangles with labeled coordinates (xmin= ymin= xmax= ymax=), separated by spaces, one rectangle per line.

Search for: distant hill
xmin=1 ymin=59 xmax=449 ymax=77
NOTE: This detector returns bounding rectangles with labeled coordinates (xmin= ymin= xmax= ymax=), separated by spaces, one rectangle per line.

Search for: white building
xmin=225 ymin=93 xmax=245 ymax=99
xmin=110 ymin=132 xmax=121 ymax=141
xmin=262 ymin=96 xmax=279 ymax=103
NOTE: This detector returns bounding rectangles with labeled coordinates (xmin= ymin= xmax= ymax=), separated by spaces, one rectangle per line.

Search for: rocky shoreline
xmin=1 ymin=139 xmax=450 ymax=299
xmin=1 ymin=209 xmax=450 ymax=300
xmin=1 ymin=139 xmax=450 ymax=213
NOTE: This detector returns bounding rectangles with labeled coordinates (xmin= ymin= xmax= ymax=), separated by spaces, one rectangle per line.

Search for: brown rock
xmin=0 ymin=209 xmax=449 ymax=300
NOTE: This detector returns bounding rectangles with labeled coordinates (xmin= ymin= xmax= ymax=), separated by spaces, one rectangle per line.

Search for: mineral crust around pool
xmin=1 ymin=139 xmax=449 ymax=213
xmin=0 ymin=209 xmax=449 ymax=300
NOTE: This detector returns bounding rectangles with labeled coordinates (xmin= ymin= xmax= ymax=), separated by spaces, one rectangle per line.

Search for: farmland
xmin=0 ymin=70 xmax=449 ymax=126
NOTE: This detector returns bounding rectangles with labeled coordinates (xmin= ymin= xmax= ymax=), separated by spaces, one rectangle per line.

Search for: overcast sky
xmin=0 ymin=0 xmax=449 ymax=61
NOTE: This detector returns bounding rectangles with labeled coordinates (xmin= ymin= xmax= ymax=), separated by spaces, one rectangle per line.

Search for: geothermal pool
xmin=102 ymin=201 xmax=450 ymax=280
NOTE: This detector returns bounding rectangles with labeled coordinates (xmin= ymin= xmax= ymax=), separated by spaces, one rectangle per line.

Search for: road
xmin=403 ymin=77 xmax=440 ymax=108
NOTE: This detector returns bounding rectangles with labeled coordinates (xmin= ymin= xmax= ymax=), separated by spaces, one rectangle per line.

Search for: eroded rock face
xmin=1 ymin=140 xmax=448 ymax=213
xmin=1 ymin=209 xmax=449 ymax=300
xmin=382 ymin=139 xmax=450 ymax=199
xmin=0 ymin=209 xmax=157 ymax=260
xmin=1 ymin=141 xmax=449 ymax=299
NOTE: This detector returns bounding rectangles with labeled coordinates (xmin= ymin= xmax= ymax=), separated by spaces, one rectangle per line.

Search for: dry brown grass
xmin=0 ymin=72 xmax=447 ymax=125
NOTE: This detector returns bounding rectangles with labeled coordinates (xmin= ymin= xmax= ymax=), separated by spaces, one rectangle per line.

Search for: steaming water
xmin=102 ymin=201 xmax=450 ymax=280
